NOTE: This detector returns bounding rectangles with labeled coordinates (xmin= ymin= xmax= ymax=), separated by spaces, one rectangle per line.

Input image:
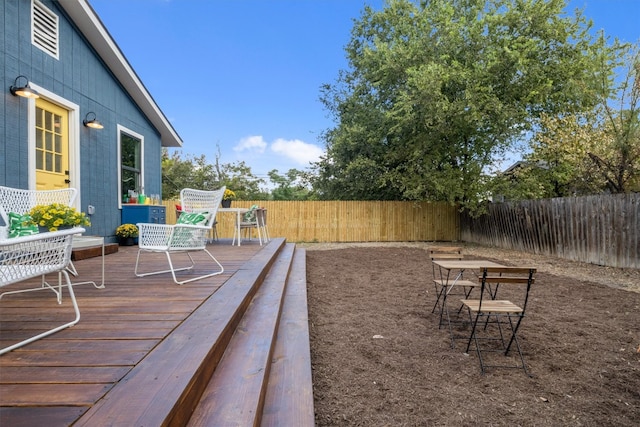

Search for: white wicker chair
xmin=0 ymin=185 xmax=77 ymax=240
xmin=0 ymin=226 xmax=85 ymax=355
xmin=134 ymin=187 xmax=225 ymax=285
xmin=232 ymin=207 xmax=270 ymax=246
xmin=232 ymin=205 xmax=261 ymax=246
xmin=257 ymin=208 xmax=270 ymax=242
xmin=0 ymin=185 xmax=101 ymax=289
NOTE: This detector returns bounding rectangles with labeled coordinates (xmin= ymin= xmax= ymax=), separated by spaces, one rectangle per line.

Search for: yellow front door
xmin=35 ymin=98 xmax=69 ymax=190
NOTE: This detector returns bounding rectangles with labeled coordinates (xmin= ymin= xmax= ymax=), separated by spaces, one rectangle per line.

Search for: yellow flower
xmin=115 ymin=223 xmax=139 ymax=238
xmin=223 ymin=189 xmax=236 ymax=200
xmin=29 ymin=203 xmax=91 ymax=232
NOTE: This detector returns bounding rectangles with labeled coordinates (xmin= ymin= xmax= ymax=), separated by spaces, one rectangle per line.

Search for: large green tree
xmin=312 ymin=0 xmax=618 ymax=210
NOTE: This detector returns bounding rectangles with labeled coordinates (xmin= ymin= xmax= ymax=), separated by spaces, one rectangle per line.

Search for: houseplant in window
xmin=29 ymin=203 xmax=91 ymax=232
xmin=221 ymin=189 xmax=236 ymax=208
xmin=115 ymin=223 xmax=139 ymax=246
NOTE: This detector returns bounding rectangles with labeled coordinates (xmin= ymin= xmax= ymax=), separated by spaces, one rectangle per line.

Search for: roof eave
xmin=58 ymin=0 xmax=183 ymax=148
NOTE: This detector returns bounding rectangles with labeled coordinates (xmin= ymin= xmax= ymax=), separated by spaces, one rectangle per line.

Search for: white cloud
xmin=234 ymin=135 xmax=267 ymax=153
xmin=271 ymin=138 xmax=324 ymax=165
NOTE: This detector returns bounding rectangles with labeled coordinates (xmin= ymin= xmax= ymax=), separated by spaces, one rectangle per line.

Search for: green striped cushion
xmin=176 ymin=212 xmax=210 ymax=226
xmin=243 ymin=205 xmax=259 ymax=222
xmin=8 ymin=212 xmax=39 ymax=238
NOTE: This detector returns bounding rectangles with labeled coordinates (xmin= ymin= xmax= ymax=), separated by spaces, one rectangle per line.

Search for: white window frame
xmin=117 ymin=125 xmax=145 ymax=208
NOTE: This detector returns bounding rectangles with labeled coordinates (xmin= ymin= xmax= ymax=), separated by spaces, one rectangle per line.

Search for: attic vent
xmin=32 ymin=0 xmax=59 ymax=59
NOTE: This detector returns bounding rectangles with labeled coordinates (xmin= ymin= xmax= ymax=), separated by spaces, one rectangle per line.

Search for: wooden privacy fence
xmin=163 ymin=200 xmax=459 ymax=243
xmin=460 ymin=193 xmax=640 ymax=269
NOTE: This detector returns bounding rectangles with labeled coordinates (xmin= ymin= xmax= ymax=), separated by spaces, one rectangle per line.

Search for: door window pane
xmin=35 ymin=106 xmax=64 ymax=174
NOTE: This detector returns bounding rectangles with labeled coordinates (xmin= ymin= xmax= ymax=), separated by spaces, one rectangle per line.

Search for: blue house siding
xmin=1 ymin=0 xmax=30 ymax=189
xmin=1 ymin=0 xmax=165 ymax=242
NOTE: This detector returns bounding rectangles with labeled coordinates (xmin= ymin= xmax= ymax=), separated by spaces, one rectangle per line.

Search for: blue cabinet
xmin=122 ymin=205 xmax=166 ymax=225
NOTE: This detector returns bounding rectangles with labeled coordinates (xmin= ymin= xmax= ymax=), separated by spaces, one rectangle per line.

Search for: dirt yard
xmin=303 ymin=242 xmax=640 ymax=426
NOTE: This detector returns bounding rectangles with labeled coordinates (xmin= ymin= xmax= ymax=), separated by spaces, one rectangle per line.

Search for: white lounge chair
xmin=0 ymin=227 xmax=85 ymax=355
xmin=134 ymin=187 xmax=225 ymax=285
xmin=0 ymin=185 xmax=101 ymax=289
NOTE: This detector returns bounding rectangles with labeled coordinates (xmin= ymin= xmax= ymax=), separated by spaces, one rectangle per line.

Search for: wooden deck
xmin=0 ymin=237 xmax=314 ymax=426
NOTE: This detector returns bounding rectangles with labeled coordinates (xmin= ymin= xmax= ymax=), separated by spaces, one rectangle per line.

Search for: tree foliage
xmin=589 ymin=44 xmax=640 ymax=193
xmin=268 ymin=169 xmax=313 ymax=200
xmin=161 ymin=148 xmax=266 ymax=200
xmin=312 ymin=0 xmax=618 ymax=210
xmin=493 ymin=111 xmax=607 ymax=199
xmin=496 ymin=42 xmax=640 ymax=198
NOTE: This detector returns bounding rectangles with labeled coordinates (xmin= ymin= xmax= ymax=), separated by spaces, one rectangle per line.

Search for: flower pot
xmin=221 ymin=200 xmax=232 ymax=208
xmin=118 ymin=237 xmax=137 ymax=246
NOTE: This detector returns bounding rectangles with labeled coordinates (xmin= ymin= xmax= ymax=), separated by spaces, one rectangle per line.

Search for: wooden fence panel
xmin=162 ymin=200 xmax=459 ymax=243
xmin=460 ymin=193 xmax=640 ymax=269
xmin=161 ymin=194 xmax=638 ymax=268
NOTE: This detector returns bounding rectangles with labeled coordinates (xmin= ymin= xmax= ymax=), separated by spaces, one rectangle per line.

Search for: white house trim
xmin=27 ymin=83 xmax=81 ymax=209
xmin=117 ymin=125 xmax=145 ymax=209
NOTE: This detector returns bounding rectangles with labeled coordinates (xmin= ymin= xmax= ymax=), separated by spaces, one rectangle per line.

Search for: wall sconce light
xmin=10 ymin=75 xmax=40 ymax=99
xmin=83 ymin=112 xmax=104 ymax=129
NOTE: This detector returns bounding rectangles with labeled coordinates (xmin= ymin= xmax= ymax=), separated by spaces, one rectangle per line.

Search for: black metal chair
xmin=461 ymin=266 xmax=536 ymax=375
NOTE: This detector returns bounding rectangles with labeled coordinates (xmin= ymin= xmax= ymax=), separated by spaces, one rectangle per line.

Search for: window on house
xmin=32 ymin=0 xmax=59 ymax=59
xmin=118 ymin=127 xmax=144 ymax=204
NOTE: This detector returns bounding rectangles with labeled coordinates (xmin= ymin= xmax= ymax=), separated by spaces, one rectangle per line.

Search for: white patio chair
xmin=0 ymin=226 xmax=85 ymax=355
xmin=257 ymin=208 xmax=270 ymax=242
xmin=0 ymin=185 xmax=77 ymax=239
xmin=232 ymin=205 xmax=266 ymax=246
xmin=134 ymin=187 xmax=225 ymax=285
xmin=0 ymin=185 xmax=101 ymax=289
xmin=0 ymin=185 xmax=99 ymax=289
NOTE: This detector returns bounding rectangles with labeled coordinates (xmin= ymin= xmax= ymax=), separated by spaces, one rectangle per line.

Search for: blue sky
xmin=89 ymin=0 xmax=639 ymax=185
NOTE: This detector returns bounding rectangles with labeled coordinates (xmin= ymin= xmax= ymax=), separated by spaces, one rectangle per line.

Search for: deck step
xmin=72 ymin=243 xmax=119 ymax=260
xmin=187 ymin=243 xmax=296 ymax=426
xmin=186 ymin=244 xmax=315 ymax=426
xmin=75 ymin=238 xmax=287 ymax=427
xmin=261 ymin=247 xmax=315 ymax=427
xmin=72 ymin=238 xmax=315 ymax=426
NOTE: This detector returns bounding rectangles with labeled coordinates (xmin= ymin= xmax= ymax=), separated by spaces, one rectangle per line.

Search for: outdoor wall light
xmin=83 ymin=112 xmax=104 ymax=129
xmin=10 ymin=75 xmax=40 ymax=99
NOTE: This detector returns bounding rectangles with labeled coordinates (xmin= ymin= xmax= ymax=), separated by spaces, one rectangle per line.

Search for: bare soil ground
xmin=302 ymin=242 xmax=640 ymax=426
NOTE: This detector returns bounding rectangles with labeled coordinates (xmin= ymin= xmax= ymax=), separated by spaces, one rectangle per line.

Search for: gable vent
xmin=32 ymin=0 xmax=59 ymax=59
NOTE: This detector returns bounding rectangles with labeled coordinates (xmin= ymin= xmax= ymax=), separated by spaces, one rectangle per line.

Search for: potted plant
xmin=115 ymin=223 xmax=139 ymax=246
xmin=221 ymin=189 xmax=236 ymax=208
xmin=29 ymin=203 xmax=91 ymax=232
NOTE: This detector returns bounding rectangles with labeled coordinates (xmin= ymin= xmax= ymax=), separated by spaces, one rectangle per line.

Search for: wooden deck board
xmin=0 ymin=339 xmax=157 ymax=353
xmin=0 ymin=239 xmax=272 ymax=426
xmin=0 ymin=350 xmax=148 ymax=366
xmin=0 ymin=407 xmax=87 ymax=427
xmin=0 ymin=366 xmax=130 ymax=383
xmin=0 ymin=383 xmax=112 ymax=405
xmin=2 ymin=328 xmax=172 ymax=340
